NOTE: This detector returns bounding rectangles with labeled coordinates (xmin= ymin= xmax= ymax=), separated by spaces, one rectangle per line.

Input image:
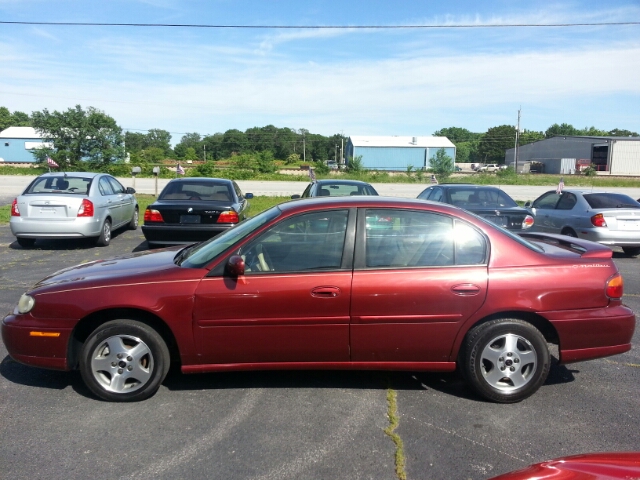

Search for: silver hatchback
xmin=10 ymin=172 xmax=139 ymax=247
xmin=526 ymin=189 xmax=640 ymax=256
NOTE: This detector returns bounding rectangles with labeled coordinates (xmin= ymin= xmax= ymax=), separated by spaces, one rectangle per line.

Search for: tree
xmin=433 ymin=127 xmax=481 ymax=143
xmin=174 ymin=132 xmax=202 ymax=159
xmin=146 ymin=129 xmax=172 ymax=155
xmin=429 ymin=148 xmax=454 ymax=179
xmin=220 ymin=129 xmax=248 ymax=158
xmin=545 ymin=123 xmax=580 ymax=138
xmin=124 ymin=131 xmax=148 ymax=153
xmin=608 ymin=128 xmax=639 ymax=137
xmin=31 ymin=105 xmax=124 ymax=167
xmin=256 ymin=150 xmax=277 ymax=173
xmin=477 ymin=125 xmax=516 ymax=162
xmin=0 ymin=106 xmax=31 ymax=130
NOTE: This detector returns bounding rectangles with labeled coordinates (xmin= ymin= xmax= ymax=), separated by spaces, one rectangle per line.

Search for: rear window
xmin=448 ymin=188 xmax=517 ymax=208
xmin=583 ymin=193 xmax=640 ymax=209
xmin=317 ymin=183 xmax=377 ymax=197
xmin=25 ymin=176 xmax=91 ymax=195
xmin=159 ymin=181 xmax=233 ymax=201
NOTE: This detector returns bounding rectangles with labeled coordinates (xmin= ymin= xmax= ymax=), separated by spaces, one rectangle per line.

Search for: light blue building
xmin=345 ymin=136 xmax=456 ymax=171
xmin=0 ymin=127 xmax=49 ymax=164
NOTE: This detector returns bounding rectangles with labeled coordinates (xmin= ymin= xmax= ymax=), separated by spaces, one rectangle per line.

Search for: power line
xmin=1 ymin=20 xmax=639 ymax=29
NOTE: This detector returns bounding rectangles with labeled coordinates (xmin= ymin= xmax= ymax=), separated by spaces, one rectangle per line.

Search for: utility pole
xmin=203 ymin=144 xmax=206 ymax=161
xmin=513 ymin=107 xmax=521 ymax=173
xmin=303 ymin=134 xmax=306 ymax=162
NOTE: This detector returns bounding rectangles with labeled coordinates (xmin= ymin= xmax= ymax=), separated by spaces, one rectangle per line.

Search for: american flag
xmin=47 ymin=156 xmax=59 ymax=168
xmin=177 ymin=164 xmax=185 ymax=175
xmin=556 ymin=176 xmax=564 ymax=194
xmin=430 ymin=174 xmax=438 ymax=184
xmin=309 ymin=167 xmax=316 ymax=181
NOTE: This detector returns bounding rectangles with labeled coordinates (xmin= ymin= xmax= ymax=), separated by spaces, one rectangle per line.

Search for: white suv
xmin=478 ymin=164 xmax=500 ymax=172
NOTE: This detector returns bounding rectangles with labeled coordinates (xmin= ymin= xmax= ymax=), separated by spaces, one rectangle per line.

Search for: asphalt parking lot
xmin=1 ymin=224 xmax=639 ymax=480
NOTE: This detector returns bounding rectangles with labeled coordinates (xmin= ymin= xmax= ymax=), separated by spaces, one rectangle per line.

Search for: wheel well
xmin=560 ymin=227 xmax=577 ymax=236
xmin=466 ymin=312 xmax=559 ymax=345
xmin=68 ymin=308 xmax=180 ymax=370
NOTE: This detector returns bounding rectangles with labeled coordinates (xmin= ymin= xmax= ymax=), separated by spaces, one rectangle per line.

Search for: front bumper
xmin=2 ymin=314 xmax=72 ymax=371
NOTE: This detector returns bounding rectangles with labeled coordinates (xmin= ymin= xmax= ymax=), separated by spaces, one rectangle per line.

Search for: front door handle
xmin=311 ymin=286 xmax=341 ymax=298
xmin=451 ymin=284 xmax=481 ymax=296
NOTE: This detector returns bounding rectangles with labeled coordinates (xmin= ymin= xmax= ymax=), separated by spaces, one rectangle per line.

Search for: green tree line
xmin=2 ymin=105 xmax=638 ymax=168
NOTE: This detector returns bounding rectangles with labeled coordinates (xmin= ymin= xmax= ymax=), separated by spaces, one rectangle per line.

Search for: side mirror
xmin=245 ymin=193 xmax=254 ymax=199
xmin=126 ymin=187 xmax=136 ymax=194
xmin=524 ymin=201 xmax=532 ymax=208
xmin=227 ymin=255 xmax=245 ymax=277
xmin=291 ymin=194 xmax=301 ymax=199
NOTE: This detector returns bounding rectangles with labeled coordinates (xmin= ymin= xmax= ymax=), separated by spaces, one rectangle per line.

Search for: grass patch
xmin=384 ymin=388 xmax=407 ymax=480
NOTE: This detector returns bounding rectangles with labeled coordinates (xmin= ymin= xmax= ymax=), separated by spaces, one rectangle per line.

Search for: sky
xmin=1 ymin=0 xmax=639 ymax=144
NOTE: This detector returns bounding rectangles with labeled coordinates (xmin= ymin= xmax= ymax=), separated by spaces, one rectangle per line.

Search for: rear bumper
xmin=579 ymin=228 xmax=640 ymax=247
xmin=543 ymin=304 xmax=636 ymax=364
xmin=10 ymin=217 xmax=102 ymax=238
xmin=141 ymin=223 xmax=232 ymax=245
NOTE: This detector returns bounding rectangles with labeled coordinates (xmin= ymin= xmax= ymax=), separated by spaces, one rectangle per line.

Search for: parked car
xmin=490 ymin=452 xmax=640 ymax=479
xmin=477 ymin=164 xmax=500 ymax=172
xmin=525 ymin=189 xmax=640 ymax=256
xmin=10 ymin=172 xmax=138 ymax=247
xmin=417 ymin=184 xmax=534 ymax=231
xmin=326 ymin=161 xmax=339 ymax=170
xmin=3 ymin=197 xmax=634 ymax=403
xmin=141 ymin=177 xmax=253 ymax=247
xmin=291 ymin=179 xmax=378 ymax=199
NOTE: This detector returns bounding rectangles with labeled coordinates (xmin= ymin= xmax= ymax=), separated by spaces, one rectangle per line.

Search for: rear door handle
xmin=311 ymin=286 xmax=341 ymax=298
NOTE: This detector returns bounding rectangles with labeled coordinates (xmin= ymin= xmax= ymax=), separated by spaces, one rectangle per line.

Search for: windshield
xmin=583 ymin=193 xmax=640 ymax=209
xmin=180 ymin=206 xmax=282 ymax=268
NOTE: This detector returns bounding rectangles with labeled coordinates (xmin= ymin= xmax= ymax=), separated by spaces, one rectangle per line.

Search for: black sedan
xmin=142 ymin=178 xmax=253 ymax=247
xmin=292 ymin=179 xmax=378 ymax=199
xmin=417 ymin=184 xmax=534 ymax=231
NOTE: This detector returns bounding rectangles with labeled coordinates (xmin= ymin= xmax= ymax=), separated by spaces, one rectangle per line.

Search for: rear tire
xmin=79 ymin=319 xmax=170 ymax=402
xmin=622 ymin=247 xmax=640 ymax=257
xmin=95 ymin=219 xmax=112 ymax=246
xmin=17 ymin=238 xmax=36 ymax=248
xmin=128 ymin=207 xmax=139 ymax=230
xmin=459 ymin=319 xmax=550 ymax=403
xmin=561 ymin=228 xmax=577 ymax=238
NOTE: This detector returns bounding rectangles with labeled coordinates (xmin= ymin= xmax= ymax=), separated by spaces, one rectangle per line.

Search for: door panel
xmin=350 ymin=208 xmax=488 ymax=362
xmin=193 ymin=209 xmax=353 ymax=364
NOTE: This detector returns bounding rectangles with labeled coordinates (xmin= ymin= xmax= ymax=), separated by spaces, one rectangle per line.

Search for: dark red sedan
xmin=2 ymin=197 xmax=635 ymax=402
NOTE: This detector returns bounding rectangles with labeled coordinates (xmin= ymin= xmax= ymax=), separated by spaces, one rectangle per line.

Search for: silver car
xmin=525 ymin=189 xmax=640 ymax=256
xmin=10 ymin=172 xmax=138 ymax=247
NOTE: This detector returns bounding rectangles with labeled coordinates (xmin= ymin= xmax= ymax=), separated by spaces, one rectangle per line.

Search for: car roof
xmin=278 ymin=195 xmax=461 ymax=215
xmin=433 ymin=184 xmax=504 ymax=190
xmin=37 ymin=172 xmax=102 ymax=178
xmin=167 ymin=177 xmax=232 ymax=183
xmin=314 ymin=179 xmax=372 ymax=186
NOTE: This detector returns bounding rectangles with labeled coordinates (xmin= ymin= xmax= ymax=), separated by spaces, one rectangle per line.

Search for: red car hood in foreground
xmin=491 ymin=452 xmax=640 ymax=479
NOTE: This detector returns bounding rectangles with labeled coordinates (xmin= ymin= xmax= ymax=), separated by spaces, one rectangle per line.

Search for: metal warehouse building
xmin=346 ymin=136 xmax=456 ymax=171
xmin=0 ymin=127 xmax=48 ymax=164
xmin=505 ymin=136 xmax=640 ymax=175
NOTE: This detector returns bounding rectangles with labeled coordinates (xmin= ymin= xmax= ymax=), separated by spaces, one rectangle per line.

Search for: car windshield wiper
xmin=174 ymin=245 xmax=195 ymax=266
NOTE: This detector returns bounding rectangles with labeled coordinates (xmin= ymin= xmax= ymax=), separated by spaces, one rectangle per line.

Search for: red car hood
xmin=491 ymin=452 xmax=640 ymax=479
xmin=32 ymin=247 xmax=185 ymax=290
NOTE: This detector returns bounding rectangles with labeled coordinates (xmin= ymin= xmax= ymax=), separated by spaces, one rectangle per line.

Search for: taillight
xmin=77 ymin=199 xmax=94 ymax=217
xmin=217 ymin=211 xmax=239 ymax=223
xmin=144 ymin=208 xmax=164 ymax=223
xmin=591 ymin=213 xmax=607 ymax=227
xmin=606 ymin=273 xmax=624 ymax=299
xmin=11 ymin=198 xmax=20 ymax=217
xmin=522 ymin=215 xmax=534 ymax=229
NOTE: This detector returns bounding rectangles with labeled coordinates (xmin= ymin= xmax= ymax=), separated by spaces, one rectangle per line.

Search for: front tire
xmin=460 ymin=319 xmax=550 ymax=403
xmin=79 ymin=320 xmax=170 ymax=402
xmin=95 ymin=219 xmax=112 ymax=246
